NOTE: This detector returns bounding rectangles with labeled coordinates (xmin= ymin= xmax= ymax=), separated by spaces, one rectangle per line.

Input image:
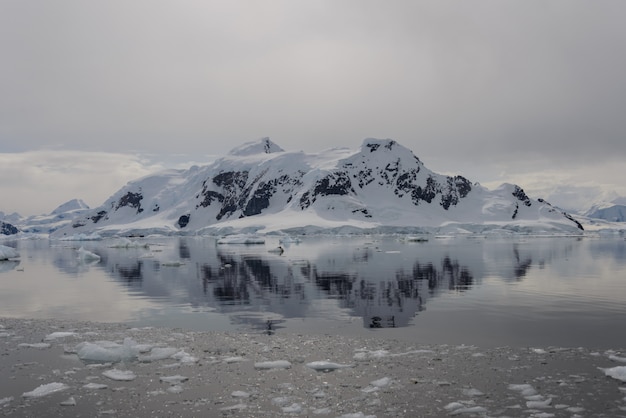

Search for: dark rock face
xmin=177 ymin=214 xmax=190 ymax=228
xmin=512 ymin=186 xmax=532 ymax=207
xmin=1 ymin=221 xmax=19 ymax=235
xmin=300 ymin=172 xmax=354 ymax=209
xmin=198 ymin=170 xmax=304 ymax=220
xmin=91 ymin=210 xmax=108 ymax=224
xmin=115 ymin=192 xmax=144 ymax=214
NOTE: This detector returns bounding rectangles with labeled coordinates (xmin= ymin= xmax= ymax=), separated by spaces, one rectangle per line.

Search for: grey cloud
xmin=1 ymin=0 xmax=625 ymax=212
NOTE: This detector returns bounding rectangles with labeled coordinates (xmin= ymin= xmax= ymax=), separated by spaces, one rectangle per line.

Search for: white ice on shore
xmin=102 ymin=369 xmax=136 ymax=381
xmin=22 ymin=382 xmax=69 ymax=398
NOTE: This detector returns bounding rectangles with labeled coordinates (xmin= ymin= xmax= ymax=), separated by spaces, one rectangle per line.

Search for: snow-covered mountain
xmin=585 ymin=198 xmax=626 ymax=222
xmin=1 ymin=199 xmax=91 ymax=235
xmin=50 ymin=138 xmax=583 ymax=238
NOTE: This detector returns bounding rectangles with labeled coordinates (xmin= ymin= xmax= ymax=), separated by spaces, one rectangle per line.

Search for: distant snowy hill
xmin=585 ymin=198 xmax=626 ymax=222
xmin=50 ymin=138 xmax=584 ymax=238
xmin=1 ymin=199 xmax=91 ymax=235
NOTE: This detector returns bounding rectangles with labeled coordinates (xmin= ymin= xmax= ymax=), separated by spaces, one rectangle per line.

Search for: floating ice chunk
xmin=449 ymin=406 xmax=488 ymax=416
xmin=44 ymin=331 xmax=77 ymax=340
xmin=77 ymin=246 xmax=100 ymax=261
xmin=508 ymin=383 xmax=538 ymax=397
xmin=102 ymin=369 xmax=136 ymax=381
xmin=282 ymin=403 xmax=303 ymax=413
xmin=217 ymin=234 xmax=265 ymax=245
xmin=338 ymin=413 xmax=377 ymax=418
xmin=353 ymin=349 xmax=389 ymax=361
xmin=312 ymin=407 xmax=331 ymax=414
xmin=462 ymin=388 xmax=484 ymax=397
xmin=608 ymin=354 xmax=626 ymax=363
xmin=138 ymin=347 xmax=179 ymax=362
xmin=254 ymin=360 xmax=292 ymax=369
xmin=362 ymin=377 xmax=392 ymax=393
xmin=22 ymin=382 xmax=69 ymax=398
xmin=223 ymin=356 xmax=246 ymax=363
xmin=0 ymin=397 xmax=13 ymax=406
xmin=60 ymin=396 xmax=76 ymax=406
xmin=83 ymin=382 xmax=108 ymax=390
xmin=305 ymin=361 xmax=353 ymax=372
xmin=532 ymin=348 xmax=548 ymax=354
xmin=171 ymin=350 xmax=198 ymax=364
xmin=109 ymin=238 xmax=148 ymax=248
xmin=526 ymin=398 xmax=552 ymax=409
xmin=18 ymin=342 xmax=51 ymax=349
xmin=370 ymin=377 xmax=392 ymax=388
xmin=231 ymin=391 xmax=250 ymax=398
xmin=167 ymin=385 xmax=184 ymax=394
xmin=220 ymin=403 xmax=247 ymax=411
xmin=600 ymin=366 xmax=626 ymax=382
xmin=59 ymin=233 xmax=102 ymax=241
xmin=160 ymin=375 xmax=189 ymax=384
xmin=0 ymin=245 xmax=19 ymax=260
xmin=77 ymin=338 xmax=140 ymax=363
xmin=271 ymin=396 xmax=292 ymax=406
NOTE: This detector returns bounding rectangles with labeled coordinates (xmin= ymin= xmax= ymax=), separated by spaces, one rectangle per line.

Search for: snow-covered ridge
xmin=46 ymin=138 xmax=585 ymax=237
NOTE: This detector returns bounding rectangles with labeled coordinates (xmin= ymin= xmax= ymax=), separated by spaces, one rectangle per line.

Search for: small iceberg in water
xmin=77 ymin=246 xmax=100 ymax=262
xmin=216 ymin=234 xmax=265 ymax=245
xmin=0 ymin=245 xmax=20 ymax=260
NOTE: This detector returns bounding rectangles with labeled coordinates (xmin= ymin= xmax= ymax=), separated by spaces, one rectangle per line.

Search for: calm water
xmin=1 ymin=235 xmax=625 ymax=349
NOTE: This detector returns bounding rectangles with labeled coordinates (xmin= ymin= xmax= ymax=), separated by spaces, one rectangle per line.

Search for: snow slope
xmin=50 ymin=138 xmax=584 ymax=237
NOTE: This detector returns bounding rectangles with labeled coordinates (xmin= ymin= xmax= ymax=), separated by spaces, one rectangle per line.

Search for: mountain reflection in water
xmin=3 ymin=235 xmax=625 ymax=348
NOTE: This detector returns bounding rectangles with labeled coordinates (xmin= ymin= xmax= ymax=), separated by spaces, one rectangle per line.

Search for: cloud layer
xmin=1 ymin=1 xmax=625 ymax=215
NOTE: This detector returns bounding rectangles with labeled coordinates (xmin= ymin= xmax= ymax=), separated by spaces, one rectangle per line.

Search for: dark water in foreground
xmin=1 ymin=235 xmax=625 ymax=349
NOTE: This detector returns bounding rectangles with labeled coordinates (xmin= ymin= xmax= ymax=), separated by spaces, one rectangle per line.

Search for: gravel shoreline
xmin=1 ymin=317 xmax=625 ymax=417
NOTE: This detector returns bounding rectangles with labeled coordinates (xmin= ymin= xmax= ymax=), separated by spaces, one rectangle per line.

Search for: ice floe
xmin=102 ymin=369 xmax=136 ymax=381
xmin=305 ymin=360 xmax=353 ymax=372
xmin=22 ymin=382 xmax=69 ymax=398
xmin=600 ymin=366 xmax=626 ymax=382
xmin=254 ymin=360 xmax=292 ymax=369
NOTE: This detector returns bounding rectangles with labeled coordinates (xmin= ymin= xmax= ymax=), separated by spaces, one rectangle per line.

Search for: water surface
xmin=1 ymin=235 xmax=624 ymax=348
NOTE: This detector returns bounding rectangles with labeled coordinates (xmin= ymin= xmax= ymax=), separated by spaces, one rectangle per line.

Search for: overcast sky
xmin=1 ymin=0 xmax=625 ymax=216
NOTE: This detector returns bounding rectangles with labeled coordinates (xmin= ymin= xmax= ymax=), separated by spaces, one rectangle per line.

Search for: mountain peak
xmin=51 ymin=199 xmax=90 ymax=215
xmin=228 ymin=137 xmax=284 ymax=156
